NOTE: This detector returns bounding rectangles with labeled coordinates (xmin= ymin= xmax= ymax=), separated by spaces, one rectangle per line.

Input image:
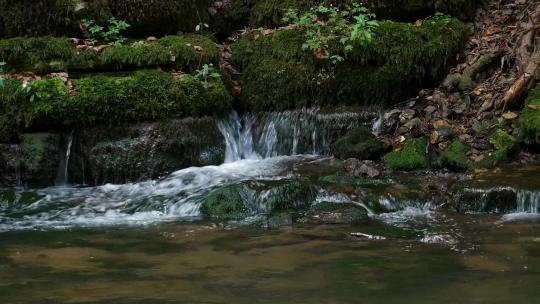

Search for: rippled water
xmin=0 ymin=216 xmax=539 ymax=303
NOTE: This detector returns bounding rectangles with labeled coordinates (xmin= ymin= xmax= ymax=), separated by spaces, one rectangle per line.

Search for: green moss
xmin=519 ymin=85 xmax=540 ymax=145
xmin=489 ymin=129 xmax=516 ymax=151
xmin=441 ymin=140 xmax=470 ymax=169
xmin=0 ymin=70 xmax=231 ymax=142
xmin=232 ymin=17 xmax=467 ymax=110
xmin=441 ymin=140 xmax=510 ymax=170
xmin=0 ymin=0 xmax=208 ymax=38
xmin=330 ymin=127 xmax=383 ymax=160
xmin=0 ymin=35 xmax=218 ymax=73
xmin=384 ymin=138 xmax=428 ymax=171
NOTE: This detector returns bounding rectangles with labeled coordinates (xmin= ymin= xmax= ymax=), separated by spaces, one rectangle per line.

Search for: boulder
xmin=331 ymin=128 xmax=384 ymax=160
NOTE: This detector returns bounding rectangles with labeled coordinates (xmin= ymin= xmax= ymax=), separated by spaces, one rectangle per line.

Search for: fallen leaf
xmin=527 ymin=104 xmax=538 ymax=110
xmin=502 ymin=111 xmax=518 ymax=120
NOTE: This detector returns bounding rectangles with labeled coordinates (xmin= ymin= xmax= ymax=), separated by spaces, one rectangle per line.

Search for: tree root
xmin=499 ymin=6 xmax=540 ymax=108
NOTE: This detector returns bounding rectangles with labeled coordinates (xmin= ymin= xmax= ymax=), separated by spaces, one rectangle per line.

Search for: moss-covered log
xmin=0 ymin=0 xmax=208 ymax=38
xmin=0 ymin=70 xmax=231 ymax=142
xmin=0 ymin=35 xmax=218 ymax=73
xmin=231 ymin=17 xmax=467 ymax=110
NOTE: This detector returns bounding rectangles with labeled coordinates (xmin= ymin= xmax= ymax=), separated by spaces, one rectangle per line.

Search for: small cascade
xmin=516 ymin=190 xmax=540 ymax=214
xmin=218 ymin=108 xmax=376 ymax=162
xmin=218 ymin=112 xmax=261 ymax=162
xmin=56 ymin=132 xmax=74 ymax=185
xmin=64 ymin=132 xmax=74 ymax=184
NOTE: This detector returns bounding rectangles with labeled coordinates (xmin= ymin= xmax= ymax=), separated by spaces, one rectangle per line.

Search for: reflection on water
xmin=0 ymin=217 xmax=539 ymax=304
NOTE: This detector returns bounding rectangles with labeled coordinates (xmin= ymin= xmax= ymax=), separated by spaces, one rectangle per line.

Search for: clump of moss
xmin=384 ymin=138 xmax=428 ymax=171
xmin=0 ymin=70 xmax=231 ymax=142
xmin=489 ymin=129 xmax=516 ymax=151
xmin=441 ymin=140 xmax=470 ymax=169
xmin=519 ymin=84 xmax=540 ymax=145
xmin=232 ymin=17 xmax=467 ymax=110
xmin=0 ymin=35 xmax=218 ymax=73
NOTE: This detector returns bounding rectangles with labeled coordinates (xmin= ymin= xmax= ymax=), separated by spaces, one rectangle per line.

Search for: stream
xmin=0 ymin=111 xmax=539 ymax=303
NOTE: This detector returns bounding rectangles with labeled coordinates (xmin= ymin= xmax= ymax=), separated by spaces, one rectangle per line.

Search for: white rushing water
xmin=0 ymin=156 xmax=306 ymax=231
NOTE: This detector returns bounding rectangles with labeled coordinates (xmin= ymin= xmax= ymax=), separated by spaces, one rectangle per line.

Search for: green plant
xmin=0 ymin=60 xmax=5 ymax=89
xmin=81 ymin=17 xmax=130 ymax=45
xmin=282 ymin=4 xmax=378 ymax=63
xmin=195 ymin=64 xmax=221 ymax=89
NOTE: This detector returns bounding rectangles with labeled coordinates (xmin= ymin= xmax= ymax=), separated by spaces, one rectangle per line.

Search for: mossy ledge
xmin=0 ymin=0 xmax=209 ymax=38
xmin=0 ymin=35 xmax=218 ymax=74
xmin=0 ymin=70 xmax=231 ymax=142
xmin=212 ymin=0 xmax=483 ymax=37
xmin=232 ymin=17 xmax=467 ymax=111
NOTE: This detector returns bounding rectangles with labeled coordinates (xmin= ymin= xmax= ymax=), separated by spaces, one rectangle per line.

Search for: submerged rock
xmin=300 ymin=201 xmax=368 ymax=224
xmin=343 ymin=159 xmax=381 ymax=178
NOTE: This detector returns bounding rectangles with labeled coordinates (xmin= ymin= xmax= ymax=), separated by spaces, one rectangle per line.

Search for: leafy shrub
xmin=81 ymin=17 xmax=130 ymax=45
xmin=282 ymin=4 xmax=378 ymax=63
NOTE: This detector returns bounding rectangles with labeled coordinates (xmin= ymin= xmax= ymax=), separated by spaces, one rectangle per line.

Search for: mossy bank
xmin=232 ymin=16 xmax=467 ymax=111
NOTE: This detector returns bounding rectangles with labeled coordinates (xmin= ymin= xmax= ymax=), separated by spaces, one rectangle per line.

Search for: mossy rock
xmin=201 ymin=180 xmax=318 ymax=220
xmin=0 ymin=0 xmax=208 ymax=38
xmin=441 ymin=140 xmax=510 ymax=170
xmin=0 ymin=35 xmax=218 ymax=74
xmin=77 ymin=118 xmax=225 ymax=185
xmin=232 ymin=17 xmax=467 ymax=110
xmin=519 ymin=85 xmax=540 ymax=145
xmin=299 ymin=201 xmax=368 ymax=224
xmin=330 ymin=127 xmax=383 ymax=160
xmin=0 ymin=70 xmax=231 ymax=142
xmin=384 ymin=138 xmax=428 ymax=171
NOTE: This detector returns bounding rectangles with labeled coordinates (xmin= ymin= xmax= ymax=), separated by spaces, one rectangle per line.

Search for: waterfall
xmin=516 ymin=190 xmax=540 ymax=214
xmin=218 ymin=108 xmax=376 ymax=162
